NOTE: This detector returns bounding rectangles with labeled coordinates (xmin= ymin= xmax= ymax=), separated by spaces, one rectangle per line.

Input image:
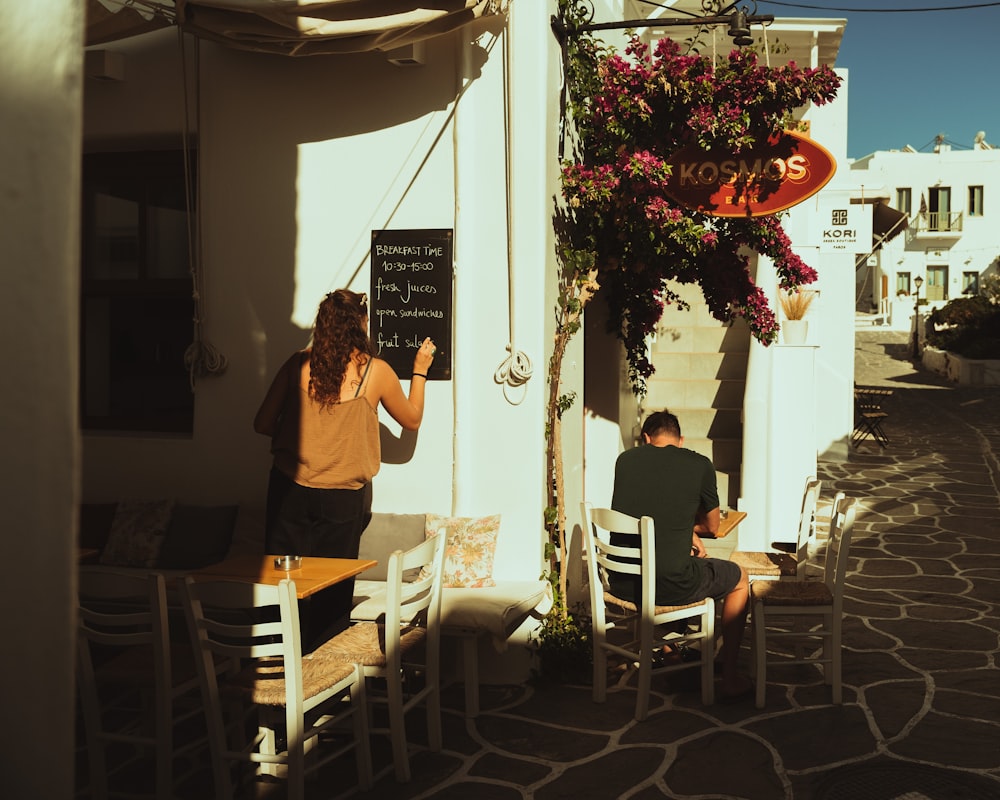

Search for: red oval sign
xmin=663 ymin=130 xmax=837 ymax=218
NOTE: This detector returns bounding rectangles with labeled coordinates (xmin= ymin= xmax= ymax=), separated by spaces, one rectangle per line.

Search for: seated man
xmin=611 ymin=409 xmax=752 ymax=702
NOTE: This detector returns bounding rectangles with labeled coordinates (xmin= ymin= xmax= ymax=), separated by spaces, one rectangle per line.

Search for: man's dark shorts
xmin=684 ymin=557 xmax=741 ymax=604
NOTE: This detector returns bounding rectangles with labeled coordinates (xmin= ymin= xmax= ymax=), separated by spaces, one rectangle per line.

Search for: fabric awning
xmin=86 ymin=0 xmax=506 ymax=55
xmin=850 ymin=196 xmax=908 ymax=270
xmin=86 ymin=1 xmax=173 ymax=45
xmin=872 ymin=201 xmax=908 ymax=246
xmin=849 ymin=196 xmax=908 ymax=257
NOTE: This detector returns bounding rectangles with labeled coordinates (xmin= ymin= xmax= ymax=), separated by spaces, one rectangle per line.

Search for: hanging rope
xmin=493 ymin=14 xmax=533 ymax=405
xmin=177 ymin=27 xmax=227 ymax=389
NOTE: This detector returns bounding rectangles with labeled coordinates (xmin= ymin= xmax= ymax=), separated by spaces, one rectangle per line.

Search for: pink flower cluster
xmin=560 ymin=29 xmax=841 ymax=391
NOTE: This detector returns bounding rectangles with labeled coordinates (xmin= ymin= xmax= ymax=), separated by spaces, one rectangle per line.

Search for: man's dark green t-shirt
xmin=610 ymin=443 xmax=720 ymax=605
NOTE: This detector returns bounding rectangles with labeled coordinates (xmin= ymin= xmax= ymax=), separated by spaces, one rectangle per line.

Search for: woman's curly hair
xmin=309 ymin=289 xmax=373 ymax=406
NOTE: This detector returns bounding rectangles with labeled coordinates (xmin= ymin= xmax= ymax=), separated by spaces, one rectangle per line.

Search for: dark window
xmin=895 ymin=188 xmax=912 ymax=216
xmin=896 ymin=272 xmax=911 ymax=295
xmin=81 ymin=150 xmax=195 ymax=433
xmin=968 ymin=185 xmax=984 ymax=216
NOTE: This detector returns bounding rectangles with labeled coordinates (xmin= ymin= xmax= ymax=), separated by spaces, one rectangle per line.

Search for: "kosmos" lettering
xmin=677 ymin=154 xmax=810 ymax=187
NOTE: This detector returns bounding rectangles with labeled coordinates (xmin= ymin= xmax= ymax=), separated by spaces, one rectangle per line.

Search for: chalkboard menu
xmin=370 ymin=229 xmax=453 ymax=380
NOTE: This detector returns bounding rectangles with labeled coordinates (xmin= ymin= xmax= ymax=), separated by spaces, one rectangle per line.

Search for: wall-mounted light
xmin=386 ymin=41 xmax=425 ymax=67
xmin=85 ymin=49 xmax=126 ymax=82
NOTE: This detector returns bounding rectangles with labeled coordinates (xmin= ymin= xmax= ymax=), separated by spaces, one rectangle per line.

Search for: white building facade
xmin=851 ymin=137 xmax=1000 ymax=328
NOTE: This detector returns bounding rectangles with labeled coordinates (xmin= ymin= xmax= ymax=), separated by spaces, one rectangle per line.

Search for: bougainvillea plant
xmin=541 ymin=0 xmax=841 ymax=627
xmin=559 ymin=4 xmax=841 ymax=392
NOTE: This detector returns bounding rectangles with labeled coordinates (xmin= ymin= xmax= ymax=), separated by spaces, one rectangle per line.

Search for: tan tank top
xmin=272 ymin=355 xmax=380 ymax=489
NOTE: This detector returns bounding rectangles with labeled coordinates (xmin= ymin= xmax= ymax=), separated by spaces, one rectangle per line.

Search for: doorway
xmin=928 ymin=187 xmax=952 ymax=231
xmin=926 ymin=265 xmax=948 ymax=301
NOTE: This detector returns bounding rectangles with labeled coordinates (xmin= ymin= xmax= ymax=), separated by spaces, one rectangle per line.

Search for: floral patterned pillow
xmin=99 ymin=499 xmax=175 ymax=568
xmin=425 ymin=514 xmax=500 ymax=588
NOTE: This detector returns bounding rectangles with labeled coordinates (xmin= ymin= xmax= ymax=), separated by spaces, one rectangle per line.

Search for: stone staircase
xmin=644 ymin=285 xmax=750 ymax=508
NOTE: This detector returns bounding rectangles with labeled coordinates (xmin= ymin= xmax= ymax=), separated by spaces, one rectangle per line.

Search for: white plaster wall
xmin=1 ymin=2 xmax=81 ymax=796
xmin=79 ymin=12 xmax=558 ymax=587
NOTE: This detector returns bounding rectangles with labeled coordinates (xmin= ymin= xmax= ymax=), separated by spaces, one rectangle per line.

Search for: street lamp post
xmin=911 ymin=275 xmax=924 ymax=359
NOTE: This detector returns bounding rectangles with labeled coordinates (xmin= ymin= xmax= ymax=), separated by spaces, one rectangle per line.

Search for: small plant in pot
xmin=779 ymin=289 xmax=817 ymax=344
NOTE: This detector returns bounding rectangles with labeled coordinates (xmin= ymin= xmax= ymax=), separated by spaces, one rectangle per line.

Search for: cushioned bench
xmin=79 ymin=502 xmax=550 ymax=716
xmin=80 ymin=501 xmax=241 ymax=572
xmin=352 ymin=513 xmax=550 ymax=717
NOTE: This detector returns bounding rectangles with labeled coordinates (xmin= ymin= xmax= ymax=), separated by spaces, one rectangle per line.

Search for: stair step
xmin=645 ymin=378 xmax=745 ymax=410
xmin=684 ymin=437 xmax=742 ymax=471
xmin=651 ymin=351 xmax=749 ymax=381
xmin=657 ymin=408 xmax=741 ymax=440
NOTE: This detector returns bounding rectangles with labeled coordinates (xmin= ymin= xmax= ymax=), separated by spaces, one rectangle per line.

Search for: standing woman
xmin=254 ymin=288 xmax=435 ymax=651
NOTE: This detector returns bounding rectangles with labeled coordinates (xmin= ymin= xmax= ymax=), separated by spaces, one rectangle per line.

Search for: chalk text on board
xmin=374 ymin=244 xmax=444 ymax=257
xmin=376 ymin=331 xmax=400 ymax=350
xmin=375 ymin=275 xmax=438 ymax=305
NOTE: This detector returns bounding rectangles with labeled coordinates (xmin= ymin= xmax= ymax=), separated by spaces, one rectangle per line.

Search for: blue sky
xmin=754 ymin=1 xmax=1000 ymax=159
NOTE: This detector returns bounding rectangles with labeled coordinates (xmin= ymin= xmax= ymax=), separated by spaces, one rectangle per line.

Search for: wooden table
xmin=701 ymin=509 xmax=747 ymax=560
xmin=712 ymin=509 xmax=747 ymax=540
xmin=192 ymin=554 xmax=377 ymax=599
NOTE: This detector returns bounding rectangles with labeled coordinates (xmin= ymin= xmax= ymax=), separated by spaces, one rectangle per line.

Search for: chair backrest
xmin=77 ymin=567 xmax=178 ymax=800
xmin=181 ymin=577 xmax=302 ymax=707
xmin=824 ymin=494 xmax=856 ymax=599
xmin=77 ymin=566 xmax=173 ymax=695
xmin=793 ymin=477 xmax=823 ymax=577
xmin=383 ymin=531 xmax=446 ymax=669
xmin=581 ymin=503 xmax=655 ymax=621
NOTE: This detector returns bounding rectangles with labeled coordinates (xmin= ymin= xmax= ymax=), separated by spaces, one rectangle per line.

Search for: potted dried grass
xmin=779 ymin=289 xmax=817 ymax=344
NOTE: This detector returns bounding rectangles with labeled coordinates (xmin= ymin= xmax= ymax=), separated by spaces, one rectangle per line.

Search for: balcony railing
xmin=905 ymin=211 xmax=963 ymax=248
xmin=911 ymin=211 xmax=963 ymax=234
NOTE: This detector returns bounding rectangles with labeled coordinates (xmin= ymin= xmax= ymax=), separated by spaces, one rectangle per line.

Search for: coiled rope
xmin=493 ymin=12 xmax=533 ymax=405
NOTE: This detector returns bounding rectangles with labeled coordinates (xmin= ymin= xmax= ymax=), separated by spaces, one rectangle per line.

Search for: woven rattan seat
xmin=604 ymin=593 xmax=713 ymax=616
xmin=222 ymin=652 xmax=357 ymax=706
xmin=318 ymin=620 xmax=427 ymax=667
xmin=751 ymin=579 xmax=833 ymax=605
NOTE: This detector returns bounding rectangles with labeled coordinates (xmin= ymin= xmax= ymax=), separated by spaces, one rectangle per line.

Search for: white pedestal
xmin=739 ymin=344 xmax=818 ymax=552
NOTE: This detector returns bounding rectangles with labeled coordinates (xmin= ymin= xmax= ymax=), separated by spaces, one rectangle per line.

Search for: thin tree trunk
xmin=547 ymin=329 xmax=570 ymax=617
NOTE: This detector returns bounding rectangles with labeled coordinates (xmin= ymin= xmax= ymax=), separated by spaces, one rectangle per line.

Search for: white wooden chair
xmin=730 ymin=477 xmax=824 ymax=581
xmin=581 ymin=503 xmax=715 ymax=721
xmin=751 ymin=494 xmax=858 ymax=709
xmin=179 ymin=576 xmax=373 ymax=799
xmin=76 ymin=567 xmax=204 ymax=800
xmin=322 ymin=531 xmax=446 ymax=782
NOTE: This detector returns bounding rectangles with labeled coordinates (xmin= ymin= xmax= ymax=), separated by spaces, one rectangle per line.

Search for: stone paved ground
xmin=101 ymin=331 xmax=1000 ymax=800
xmin=317 ymin=330 xmax=999 ymax=800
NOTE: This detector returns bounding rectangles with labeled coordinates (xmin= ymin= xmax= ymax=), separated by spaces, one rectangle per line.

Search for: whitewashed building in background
xmin=850 ymin=134 xmax=1000 ymax=328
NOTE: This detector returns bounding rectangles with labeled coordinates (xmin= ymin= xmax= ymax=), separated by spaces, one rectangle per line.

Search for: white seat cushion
xmin=353 ymin=579 xmax=550 ymax=650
